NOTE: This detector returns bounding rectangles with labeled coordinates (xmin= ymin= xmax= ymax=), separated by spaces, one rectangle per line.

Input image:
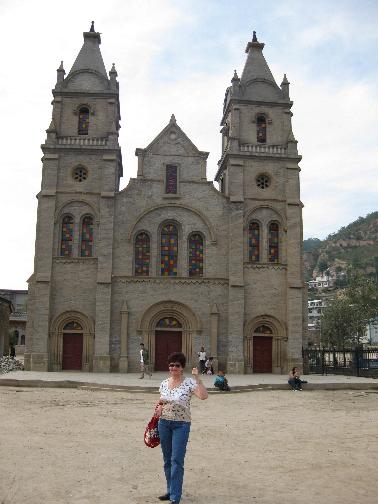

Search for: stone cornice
xmin=244 ymin=263 xmax=287 ymax=271
xmin=53 ymin=257 xmax=98 ymax=264
xmin=112 ymin=276 xmax=229 ymax=285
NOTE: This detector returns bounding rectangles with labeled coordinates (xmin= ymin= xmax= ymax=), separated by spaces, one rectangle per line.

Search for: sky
xmin=0 ymin=0 xmax=377 ymax=289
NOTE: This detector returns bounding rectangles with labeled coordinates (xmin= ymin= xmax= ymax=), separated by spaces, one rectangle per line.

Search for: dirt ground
xmin=1 ymin=386 xmax=377 ymax=504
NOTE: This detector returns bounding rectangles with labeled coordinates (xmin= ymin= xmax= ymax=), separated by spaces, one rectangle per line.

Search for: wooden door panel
xmin=253 ymin=336 xmax=272 ymax=373
xmin=155 ymin=331 xmax=182 ymax=371
xmin=62 ymin=333 xmax=83 ymax=370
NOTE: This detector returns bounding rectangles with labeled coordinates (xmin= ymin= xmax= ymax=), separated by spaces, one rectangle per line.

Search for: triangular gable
xmin=143 ymin=115 xmax=208 ymax=157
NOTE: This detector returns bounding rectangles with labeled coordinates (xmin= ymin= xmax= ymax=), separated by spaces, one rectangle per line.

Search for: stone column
xmin=210 ymin=304 xmax=219 ymax=372
xmin=119 ymin=301 xmax=129 ymax=373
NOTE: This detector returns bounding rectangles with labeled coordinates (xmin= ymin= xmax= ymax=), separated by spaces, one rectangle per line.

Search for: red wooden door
xmin=155 ymin=331 xmax=182 ymax=371
xmin=253 ymin=336 xmax=272 ymax=373
xmin=62 ymin=333 xmax=83 ymax=370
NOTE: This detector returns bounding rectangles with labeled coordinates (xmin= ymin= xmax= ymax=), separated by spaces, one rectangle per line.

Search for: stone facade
xmin=25 ymin=26 xmax=306 ymax=374
xmin=0 ymin=296 xmax=13 ymax=357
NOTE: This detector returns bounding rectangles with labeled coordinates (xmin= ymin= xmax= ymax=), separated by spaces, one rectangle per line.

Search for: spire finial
xmin=231 ymin=69 xmax=240 ymax=83
xmin=90 ymin=21 xmax=95 ymax=32
xmin=170 ymin=114 xmax=176 ymax=124
xmin=252 ymin=30 xmax=257 ymax=42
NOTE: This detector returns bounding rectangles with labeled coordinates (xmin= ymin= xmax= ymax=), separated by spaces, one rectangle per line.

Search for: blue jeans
xmin=158 ymin=419 xmax=191 ymax=503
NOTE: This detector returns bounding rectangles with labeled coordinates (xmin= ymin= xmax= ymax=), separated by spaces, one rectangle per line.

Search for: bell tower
xmin=25 ymin=23 xmax=123 ymax=372
xmin=216 ymin=31 xmax=305 ymax=373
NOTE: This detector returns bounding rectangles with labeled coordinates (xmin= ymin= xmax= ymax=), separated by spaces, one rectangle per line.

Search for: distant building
xmin=308 ymin=275 xmax=334 ymax=290
xmin=366 ymin=319 xmax=378 ymax=344
xmin=0 ymin=289 xmax=27 ymax=354
xmin=0 ymin=296 xmax=13 ymax=356
xmin=308 ymin=299 xmax=327 ymax=326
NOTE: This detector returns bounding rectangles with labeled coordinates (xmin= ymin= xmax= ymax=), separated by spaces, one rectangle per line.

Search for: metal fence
xmin=303 ymin=347 xmax=378 ymax=377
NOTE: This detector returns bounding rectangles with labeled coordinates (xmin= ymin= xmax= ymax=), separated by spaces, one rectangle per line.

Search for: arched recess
xmin=49 ymin=311 xmax=95 ymax=371
xmin=244 ymin=315 xmax=287 ymax=374
xmin=138 ymin=301 xmax=202 ymax=369
xmin=127 ymin=203 xmax=217 ymax=244
xmin=54 ymin=199 xmax=99 ymax=224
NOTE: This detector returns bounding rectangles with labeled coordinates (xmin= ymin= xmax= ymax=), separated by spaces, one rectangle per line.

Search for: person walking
xmin=197 ymin=346 xmax=207 ymax=375
xmin=139 ymin=342 xmax=152 ymax=379
xmin=155 ymin=352 xmax=208 ymax=503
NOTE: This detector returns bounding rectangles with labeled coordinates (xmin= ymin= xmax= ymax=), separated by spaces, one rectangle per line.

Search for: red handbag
xmin=144 ymin=409 xmax=160 ymax=448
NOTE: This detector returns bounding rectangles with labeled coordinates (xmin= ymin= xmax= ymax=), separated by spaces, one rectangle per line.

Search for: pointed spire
xmin=281 ymin=73 xmax=290 ymax=99
xmin=241 ymin=31 xmax=277 ymax=86
xmin=231 ymin=70 xmax=240 ymax=83
xmin=56 ymin=60 xmax=65 ymax=86
xmin=170 ymin=114 xmax=176 ymax=124
xmin=109 ymin=63 xmax=118 ymax=78
xmin=68 ymin=24 xmax=107 ymax=78
xmin=45 ymin=118 xmax=57 ymax=143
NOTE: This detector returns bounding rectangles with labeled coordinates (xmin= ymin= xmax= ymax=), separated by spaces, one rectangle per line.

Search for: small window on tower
xmin=165 ymin=165 xmax=178 ymax=194
xmin=73 ymin=166 xmax=88 ymax=182
xmin=256 ymin=115 xmax=267 ymax=143
xmin=78 ymin=107 xmax=90 ymax=135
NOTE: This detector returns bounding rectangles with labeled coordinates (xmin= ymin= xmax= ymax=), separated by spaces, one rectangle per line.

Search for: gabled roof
xmin=136 ymin=115 xmax=209 ymax=158
xmin=68 ymin=24 xmax=107 ymax=79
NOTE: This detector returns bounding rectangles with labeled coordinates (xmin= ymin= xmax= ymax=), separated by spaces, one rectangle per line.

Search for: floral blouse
xmin=159 ymin=377 xmax=198 ymax=422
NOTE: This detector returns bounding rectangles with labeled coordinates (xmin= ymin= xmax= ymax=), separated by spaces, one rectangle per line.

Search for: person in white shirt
xmin=197 ymin=346 xmax=207 ymax=374
xmin=139 ymin=342 xmax=152 ymax=379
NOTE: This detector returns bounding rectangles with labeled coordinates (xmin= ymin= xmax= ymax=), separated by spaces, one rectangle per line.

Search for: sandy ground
xmin=1 ymin=387 xmax=377 ymax=504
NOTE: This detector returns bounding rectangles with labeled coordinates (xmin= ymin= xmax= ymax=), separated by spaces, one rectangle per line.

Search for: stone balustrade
xmin=57 ymin=136 xmax=108 ymax=146
xmin=240 ymin=144 xmax=287 ymax=155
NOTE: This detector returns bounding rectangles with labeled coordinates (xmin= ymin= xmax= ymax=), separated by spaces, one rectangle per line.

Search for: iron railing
xmin=303 ymin=347 xmax=378 ymax=377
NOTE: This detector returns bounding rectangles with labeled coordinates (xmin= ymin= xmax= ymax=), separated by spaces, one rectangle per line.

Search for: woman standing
xmin=156 ymin=352 xmax=208 ymax=504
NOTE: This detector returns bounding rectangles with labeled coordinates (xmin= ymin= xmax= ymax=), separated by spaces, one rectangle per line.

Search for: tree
xmin=317 ymin=259 xmax=328 ymax=274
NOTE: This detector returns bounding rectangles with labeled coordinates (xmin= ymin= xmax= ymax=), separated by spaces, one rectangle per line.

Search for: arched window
xmin=161 ymin=223 xmax=178 ymax=276
xmin=80 ymin=216 xmax=94 ymax=257
xmin=156 ymin=317 xmax=182 ymax=329
xmin=249 ymin=222 xmax=260 ymax=262
xmin=268 ymin=222 xmax=279 ymax=263
xmin=20 ymin=334 xmax=25 ymax=345
xmin=188 ymin=233 xmax=204 ymax=277
xmin=78 ymin=107 xmax=90 ymax=135
xmin=135 ymin=232 xmax=150 ymax=276
xmin=256 ymin=115 xmax=266 ymax=143
xmin=63 ymin=321 xmax=83 ymax=330
xmin=60 ymin=215 xmax=74 ymax=256
xmin=254 ymin=325 xmax=273 ymax=335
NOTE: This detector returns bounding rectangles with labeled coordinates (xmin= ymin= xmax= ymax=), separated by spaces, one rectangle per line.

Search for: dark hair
xmin=291 ymin=366 xmax=298 ymax=373
xmin=167 ymin=352 xmax=186 ymax=368
xmin=140 ymin=343 xmax=144 ymax=347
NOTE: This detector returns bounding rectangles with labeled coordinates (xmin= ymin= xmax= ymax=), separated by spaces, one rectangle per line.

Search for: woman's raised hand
xmin=192 ymin=367 xmax=199 ymax=378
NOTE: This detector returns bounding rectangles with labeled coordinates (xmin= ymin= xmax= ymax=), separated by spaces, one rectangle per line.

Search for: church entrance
xmin=253 ymin=336 xmax=272 ymax=372
xmin=62 ymin=321 xmax=84 ymax=370
xmin=154 ymin=317 xmax=182 ymax=371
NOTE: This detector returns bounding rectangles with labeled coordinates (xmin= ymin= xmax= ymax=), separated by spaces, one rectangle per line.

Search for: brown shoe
xmin=158 ymin=494 xmax=170 ymax=501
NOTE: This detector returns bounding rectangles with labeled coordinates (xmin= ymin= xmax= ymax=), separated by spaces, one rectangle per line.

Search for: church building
xmin=25 ymin=25 xmax=306 ymax=373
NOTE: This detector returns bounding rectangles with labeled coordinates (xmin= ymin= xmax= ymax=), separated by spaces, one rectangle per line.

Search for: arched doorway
xmin=62 ymin=321 xmax=83 ymax=370
xmin=138 ymin=301 xmax=202 ymax=371
xmin=253 ymin=325 xmax=273 ymax=373
xmin=155 ymin=317 xmax=182 ymax=371
xmin=49 ymin=311 xmax=94 ymax=371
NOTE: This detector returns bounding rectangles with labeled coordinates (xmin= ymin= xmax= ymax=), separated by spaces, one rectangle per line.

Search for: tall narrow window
xmin=135 ymin=232 xmax=150 ymax=276
xmin=268 ymin=222 xmax=279 ymax=263
xmin=165 ymin=165 xmax=177 ymax=194
xmin=78 ymin=107 xmax=90 ymax=135
xmin=256 ymin=115 xmax=266 ymax=143
xmin=161 ymin=223 xmax=178 ymax=276
xmin=188 ymin=233 xmax=204 ymax=277
xmin=249 ymin=222 xmax=260 ymax=262
xmin=80 ymin=216 xmax=94 ymax=257
xmin=60 ymin=215 xmax=74 ymax=256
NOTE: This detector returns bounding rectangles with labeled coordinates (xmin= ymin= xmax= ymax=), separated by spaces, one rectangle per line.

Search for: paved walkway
xmin=1 ymin=370 xmax=377 ymax=392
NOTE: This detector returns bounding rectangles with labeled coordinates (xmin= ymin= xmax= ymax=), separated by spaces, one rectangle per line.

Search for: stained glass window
xmin=156 ymin=317 xmax=182 ymax=328
xmin=60 ymin=215 xmax=74 ymax=257
xmin=80 ymin=216 xmax=94 ymax=257
xmin=249 ymin=222 xmax=260 ymax=263
xmin=188 ymin=233 xmax=203 ymax=277
xmin=161 ymin=223 xmax=178 ymax=276
xmin=256 ymin=115 xmax=266 ymax=143
xmin=254 ymin=325 xmax=273 ymax=334
xmin=63 ymin=321 xmax=83 ymax=331
xmin=78 ymin=107 xmax=89 ymax=135
xmin=165 ymin=165 xmax=177 ymax=194
xmin=268 ymin=222 xmax=279 ymax=263
xmin=135 ymin=232 xmax=150 ymax=276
